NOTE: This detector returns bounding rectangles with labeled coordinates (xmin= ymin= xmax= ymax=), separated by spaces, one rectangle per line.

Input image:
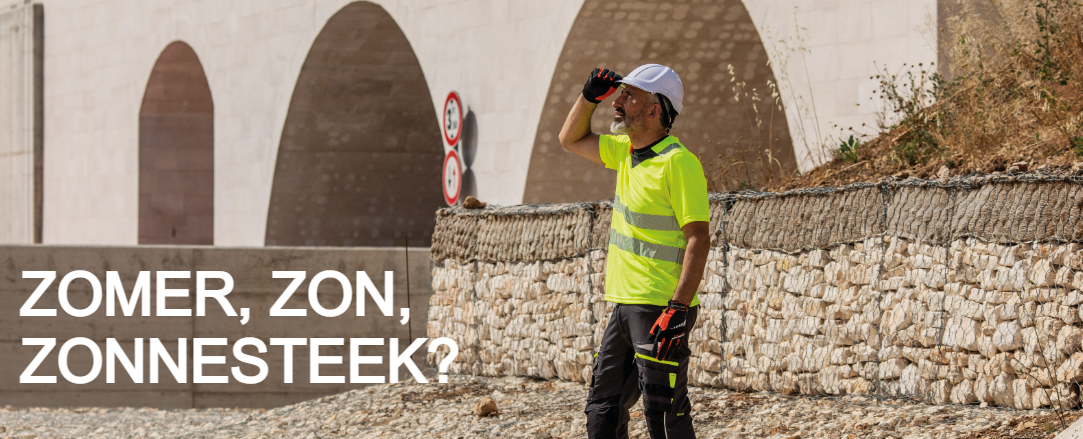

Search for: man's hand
xmin=582 ymin=68 xmax=623 ymax=103
xmin=648 ymin=300 xmax=689 ymax=361
xmin=560 ymin=68 xmax=622 ymax=164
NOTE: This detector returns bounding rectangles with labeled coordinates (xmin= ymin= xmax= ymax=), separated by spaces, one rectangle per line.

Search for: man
xmin=559 ymin=64 xmax=710 ymax=439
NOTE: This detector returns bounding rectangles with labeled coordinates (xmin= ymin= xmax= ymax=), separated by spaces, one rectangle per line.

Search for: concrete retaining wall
xmin=427 ymin=176 xmax=1083 ymax=409
xmin=0 ymin=245 xmax=431 ymax=408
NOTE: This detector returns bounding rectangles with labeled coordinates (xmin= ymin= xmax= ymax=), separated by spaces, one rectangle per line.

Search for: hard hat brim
xmin=617 ymin=77 xmax=661 ymax=96
xmin=618 ymin=77 xmax=682 ymax=114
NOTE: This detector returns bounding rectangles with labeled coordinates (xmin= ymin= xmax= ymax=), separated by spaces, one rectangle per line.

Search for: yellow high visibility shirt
xmin=599 ymin=134 xmax=709 ymax=307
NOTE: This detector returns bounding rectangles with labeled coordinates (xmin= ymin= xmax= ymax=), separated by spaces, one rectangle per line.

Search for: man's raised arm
xmin=558 ymin=68 xmax=622 ymax=165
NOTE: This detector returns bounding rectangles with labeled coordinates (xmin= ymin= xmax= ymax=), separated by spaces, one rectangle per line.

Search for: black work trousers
xmin=584 ymin=304 xmax=698 ymax=439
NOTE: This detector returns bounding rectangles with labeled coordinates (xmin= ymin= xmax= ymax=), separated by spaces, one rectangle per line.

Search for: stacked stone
xmin=881 ymin=185 xmax=954 ymax=244
xmin=473 ymin=257 xmax=603 ymax=381
xmin=719 ymin=185 xmax=883 ymax=252
xmin=948 ymin=180 xmax=1083 ymax=243
xmin=892 ymin=237 xmax=1083 ymax=409
xmin=432 ymin=203 xmax=595 ymax=263
xmin=874 ymin=236 xmax=954 ymax=403
xmin=472 ymin=210 xmax=593 ymax=262
xmin=428 ymin=253 xmax=612 ymax=381
xmin=428 ymin=202 xmax=606 ymax=380
xmin=428 ymin=258 xmax=482 ymax=375
xmin=430 ymin=210 xmax=479 ymax=262
xmin=686 ymin=249 xmax=725 ymax=387
xmin=590 ymin=202 xmax=612 ymax=249
xmin=710 ymin=240 xmax=884 ymax=397
xmin=429 ymin=178 xmax=1083 ymax=410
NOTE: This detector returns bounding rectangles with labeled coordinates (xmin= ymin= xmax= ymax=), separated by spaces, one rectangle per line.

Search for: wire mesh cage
xmin=429 ymin=175 xmax=1083 ymax=410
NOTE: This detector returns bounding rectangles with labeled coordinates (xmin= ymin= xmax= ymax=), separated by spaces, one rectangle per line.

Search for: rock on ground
xmin=0 ymin=375 xmax=1079 ymax=438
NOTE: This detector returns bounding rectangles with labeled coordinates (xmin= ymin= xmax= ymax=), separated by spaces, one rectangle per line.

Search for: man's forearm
xmin=558 ymin=95 xmax=597 ymax=147
xmin=672 ymin=230 xmax=710 ymax=305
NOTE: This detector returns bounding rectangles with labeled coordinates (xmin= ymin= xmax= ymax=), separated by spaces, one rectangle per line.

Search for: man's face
xmin=611 ymin=85 xmax=655 ymax=135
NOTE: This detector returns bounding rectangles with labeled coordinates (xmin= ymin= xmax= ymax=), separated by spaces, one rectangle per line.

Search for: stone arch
xmin=138 ymin=41 xmax=214 ymax=245
xmin=524 ymin=0 xmax=797 ymax=203
xmin=265 ymin=1 xmax=443 ymax=247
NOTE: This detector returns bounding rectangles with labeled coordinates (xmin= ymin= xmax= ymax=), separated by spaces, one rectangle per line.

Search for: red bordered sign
xmin=442 ymin=150 xmax=462 ymax=206
xmin=443 ymin=91 xmax=463 ymax=146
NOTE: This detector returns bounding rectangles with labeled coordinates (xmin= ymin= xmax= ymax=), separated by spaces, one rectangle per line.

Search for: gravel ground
xmin=2 ymin=376 xmax=1080 ymax=438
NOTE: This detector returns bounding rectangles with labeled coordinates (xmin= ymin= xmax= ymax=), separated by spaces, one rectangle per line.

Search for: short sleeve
xmin=665 ymin=151 xmax=710 ymax=227
xmin=599 ymin=135 xmax=631 ymax=170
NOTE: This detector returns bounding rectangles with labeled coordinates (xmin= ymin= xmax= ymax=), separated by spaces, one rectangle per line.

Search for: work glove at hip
xmin=582 ymin=68 xmax=623 ymax=103
xmin=647 ymin=300 xmax=689 ymax=362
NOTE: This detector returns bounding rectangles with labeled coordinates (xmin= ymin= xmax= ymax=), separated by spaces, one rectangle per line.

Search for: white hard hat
xmin=619 ymin=63 xmax=684 ymax=114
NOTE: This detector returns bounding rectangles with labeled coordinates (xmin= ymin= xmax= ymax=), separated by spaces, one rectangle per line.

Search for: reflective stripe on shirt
xmin=613 ymin=195 xmax=682 ymax=232
xmin=609 ymin=228 xmax=686 ymax=265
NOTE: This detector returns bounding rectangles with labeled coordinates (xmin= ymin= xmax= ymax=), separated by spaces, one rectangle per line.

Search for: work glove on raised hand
xmin=648 ymin=300 xmax=689 ymax=362
xmin=582 ymin=68 xmax=623 ymax=103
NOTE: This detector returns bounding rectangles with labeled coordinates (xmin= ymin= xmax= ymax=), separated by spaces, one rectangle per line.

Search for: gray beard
xmin=610 ymin=113 xmax=644 ymax=135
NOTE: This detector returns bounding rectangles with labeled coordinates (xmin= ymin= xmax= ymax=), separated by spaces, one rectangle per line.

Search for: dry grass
xmin=701 ymin=64 xmax=792 ymax=192
xmin=763 ymin=0 xmax=1083 ymax=191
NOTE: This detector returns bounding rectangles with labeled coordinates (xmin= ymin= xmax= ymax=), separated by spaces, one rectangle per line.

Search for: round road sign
xmin=443 ymin=91 xmax=463 ymax=146
xmin=442 ymin=150 xmax=462 ymax=206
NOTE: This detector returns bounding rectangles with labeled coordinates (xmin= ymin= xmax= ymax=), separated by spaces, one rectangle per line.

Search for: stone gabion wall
xmin=428 ymin=176 xmax=1083 ymax=409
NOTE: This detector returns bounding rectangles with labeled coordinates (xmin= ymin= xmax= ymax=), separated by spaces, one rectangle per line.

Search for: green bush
xmin=836 ymin=135 xmax=861 ymax=162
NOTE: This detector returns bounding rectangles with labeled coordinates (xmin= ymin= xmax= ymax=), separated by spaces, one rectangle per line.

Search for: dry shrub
xmin=940 ymin=0 xmax=1083 ymax=168
xmin=780 ymin=0 xmax=1083 ymax=190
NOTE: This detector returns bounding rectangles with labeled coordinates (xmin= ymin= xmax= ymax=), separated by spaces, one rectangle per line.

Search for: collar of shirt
xmin=630 ymin=135 xmax=671 ymax=156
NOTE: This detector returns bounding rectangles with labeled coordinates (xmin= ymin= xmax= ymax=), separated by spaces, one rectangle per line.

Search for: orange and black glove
xmin=648 ymin=300 xmax=689 ymax=362
xmin=582 ymin=68 xmax=623 ymax=103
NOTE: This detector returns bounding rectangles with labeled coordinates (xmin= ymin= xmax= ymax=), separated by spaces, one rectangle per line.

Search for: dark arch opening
xmin=265 ymin=1 xmax=443 ymax=247
xmin=138 ymin=41 xmax=214 ymax=245
xmin=523 ymin=0 xmax=797 ymax=203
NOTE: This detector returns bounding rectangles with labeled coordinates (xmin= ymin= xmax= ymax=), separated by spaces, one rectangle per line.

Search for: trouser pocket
xmin=634 ymin=353 xmax=679 ymax=413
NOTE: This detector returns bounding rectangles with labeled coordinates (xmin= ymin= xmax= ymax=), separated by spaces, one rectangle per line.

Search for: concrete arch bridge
xmin=0 ymin=0 xmax=938 ymax=246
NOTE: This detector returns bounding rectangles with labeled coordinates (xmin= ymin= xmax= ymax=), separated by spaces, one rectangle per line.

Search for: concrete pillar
xmin=0 ymin=2 xmax=42 ymax=243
